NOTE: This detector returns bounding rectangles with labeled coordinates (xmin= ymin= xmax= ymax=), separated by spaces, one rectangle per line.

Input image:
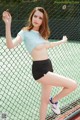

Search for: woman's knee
xmin=70 ymin=80 xmax=77 ymax=91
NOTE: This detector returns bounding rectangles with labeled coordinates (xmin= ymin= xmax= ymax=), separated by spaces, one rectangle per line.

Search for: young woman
xmin=2 ymin=7 xmax=77 ymax=120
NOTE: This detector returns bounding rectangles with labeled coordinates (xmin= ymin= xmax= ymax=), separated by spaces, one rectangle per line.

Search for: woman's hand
xmin=62 ymin=36 xmax=68 ymax=43
xmin=2 ymin=10 xmax=12 ymax=25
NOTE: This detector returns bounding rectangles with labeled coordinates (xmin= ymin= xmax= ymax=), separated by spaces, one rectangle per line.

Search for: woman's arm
xmin=2 ymin=10 xmax=22 ymax=49
xmin=46 ymin=36 xmax=68 ymax=49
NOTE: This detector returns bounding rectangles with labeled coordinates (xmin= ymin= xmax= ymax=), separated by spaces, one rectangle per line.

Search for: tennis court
xmin=0 ymin=37 xmax=80 ymax=120
xmin=0 ymin=0 xmax=80 ymax=120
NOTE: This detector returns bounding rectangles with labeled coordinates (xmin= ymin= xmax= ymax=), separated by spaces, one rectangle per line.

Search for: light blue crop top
xmin=18 ymin=30 xmax=49 ymax=53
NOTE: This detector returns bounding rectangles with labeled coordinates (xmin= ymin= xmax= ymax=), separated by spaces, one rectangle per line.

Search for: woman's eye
xmin=39 ymin=17 xmax=43 ymax=20
xmin=34 ymin=15 xmax=37 ymax=18
xmin=34 ymin=15 xmax=42 ymax=20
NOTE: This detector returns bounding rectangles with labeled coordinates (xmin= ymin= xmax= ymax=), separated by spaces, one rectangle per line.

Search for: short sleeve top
xmin=18 ymin=29 xmax=49 ymax=54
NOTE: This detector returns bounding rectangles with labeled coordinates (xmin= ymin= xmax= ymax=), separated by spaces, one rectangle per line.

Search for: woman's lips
xmin=34 ymin=22 xmax=38 ymax=24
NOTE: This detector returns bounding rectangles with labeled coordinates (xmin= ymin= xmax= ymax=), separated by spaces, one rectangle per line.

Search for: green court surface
xmin=0 ymin=37 xmax=80 ymax=120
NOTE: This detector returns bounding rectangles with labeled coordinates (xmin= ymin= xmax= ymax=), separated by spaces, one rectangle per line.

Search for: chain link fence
xmin=0 ymin=1 xmax=80 ymax=120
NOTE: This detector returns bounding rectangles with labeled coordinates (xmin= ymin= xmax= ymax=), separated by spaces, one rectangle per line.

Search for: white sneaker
xmin=49 ymin=97 xmax=60 ymax=115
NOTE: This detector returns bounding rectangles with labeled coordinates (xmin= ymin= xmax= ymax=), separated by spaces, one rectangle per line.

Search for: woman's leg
xmin=40 ymin=84 xmax=52 ymax=120
xmin=38 ymin=72 xmax=77 ymax=102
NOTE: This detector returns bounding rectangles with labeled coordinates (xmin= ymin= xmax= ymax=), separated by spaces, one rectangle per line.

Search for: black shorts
xmin=32 ymin=59 xmax=53 ymax=80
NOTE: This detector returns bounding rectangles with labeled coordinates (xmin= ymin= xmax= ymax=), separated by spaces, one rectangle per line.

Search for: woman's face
xmin=32 ymin=10 xmax=43 ymax=30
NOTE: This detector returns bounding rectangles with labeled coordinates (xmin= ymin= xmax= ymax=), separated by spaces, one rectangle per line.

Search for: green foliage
xmin=0 ymin=0 xmax=22 ymax=2
xmin=0 ymin=0 xmax=79 ymax=4
xmin=54 ymin=0 xmax=79 ymax=4
xmin=0 ymin=0 xmax=38 ymax=4
xmin=54 ymin=0 xmax=79 ymax=1
xmin=0 ymin=0 xmax=23 ymax=6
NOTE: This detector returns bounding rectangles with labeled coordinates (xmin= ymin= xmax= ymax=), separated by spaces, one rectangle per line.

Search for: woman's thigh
xmin=37 ymin=71 xmax=76 ymax=88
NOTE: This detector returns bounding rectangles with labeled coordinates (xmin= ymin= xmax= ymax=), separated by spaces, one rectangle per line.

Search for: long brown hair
xmin=23 ymin=7 xmax=50 ymax=39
